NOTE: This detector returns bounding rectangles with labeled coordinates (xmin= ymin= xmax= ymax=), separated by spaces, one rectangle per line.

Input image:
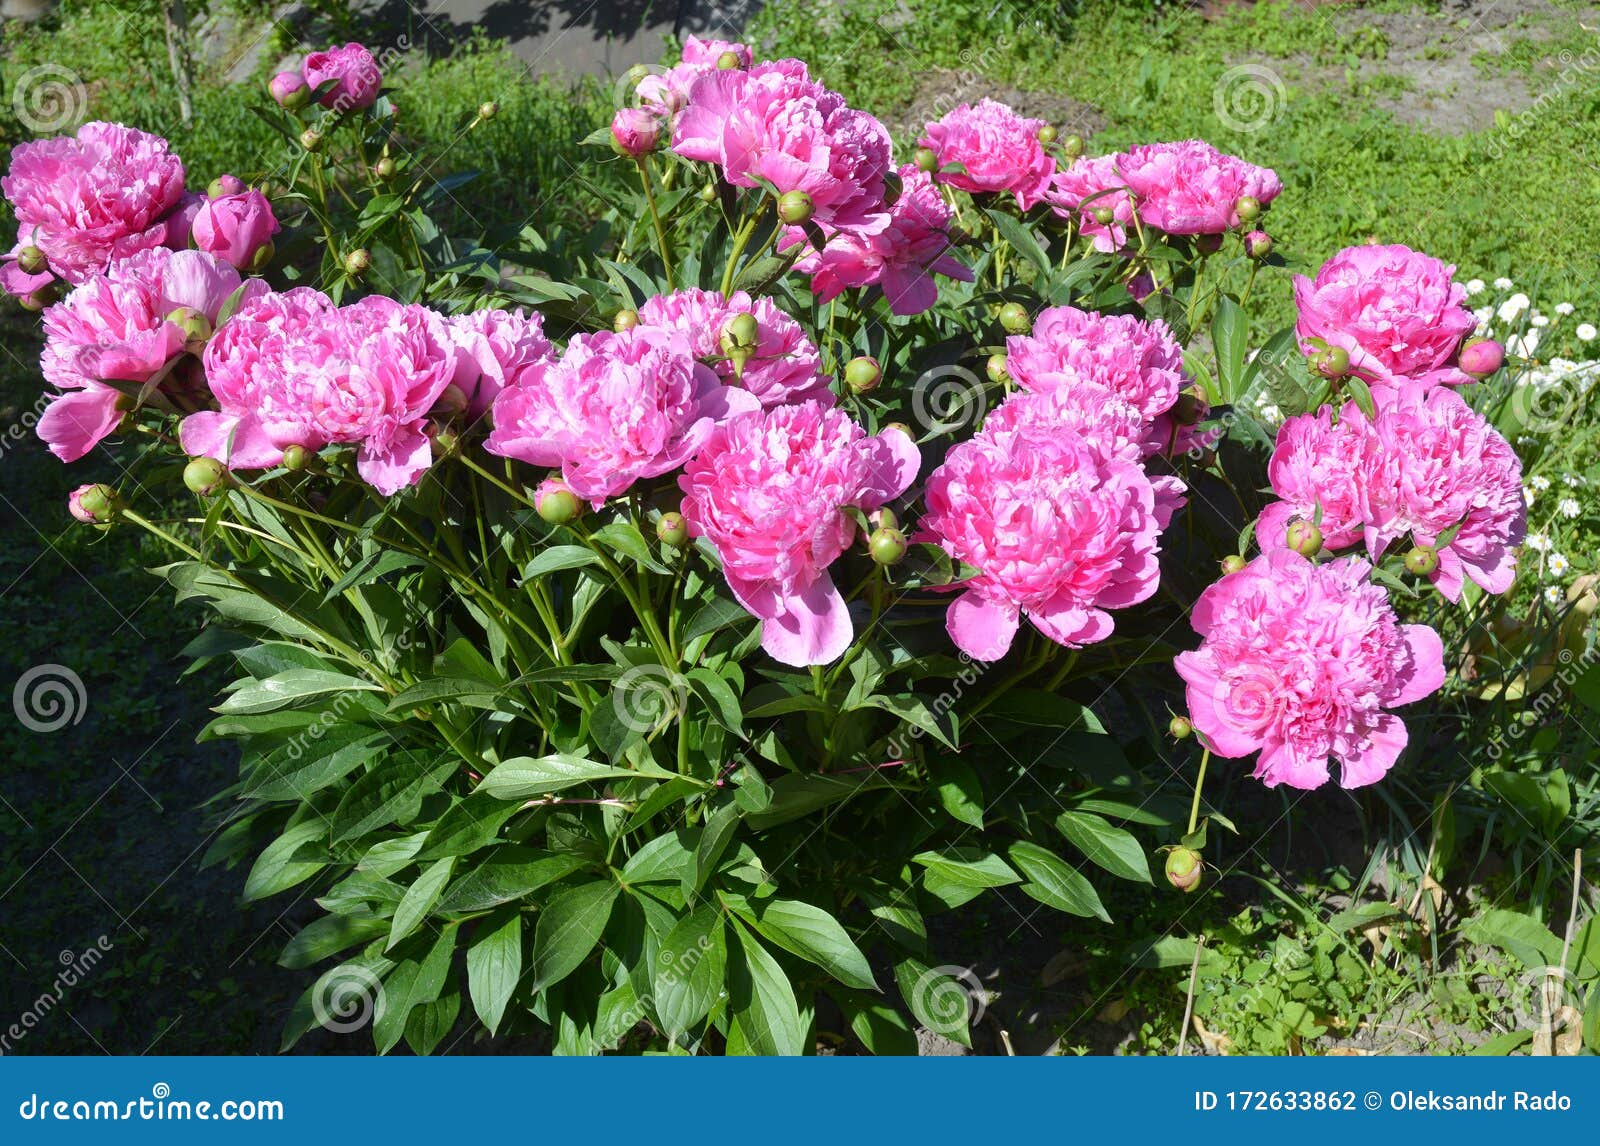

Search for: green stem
xmin=1187 ymin=748 xmax=1212 ymax=837
xmin=639 ymin=156 xmax=675 ymax=288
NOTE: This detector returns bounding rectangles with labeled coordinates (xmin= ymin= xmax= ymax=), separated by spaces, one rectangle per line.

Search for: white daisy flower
xmin=1549 ymin=553 xmax=1571 ymax=576
xmin=1531 ymin=475 xmax=1551 ymax=490
xmin=1497 ymin=293 xmax=1531 ymax=323
xmin=1545 ymin=586 xmax=1564 ymax=606
xmin=1527 ymin=532 xmax=1552 ymax=552
xmin=1555 ymin=302 xmax=1575 ymax=316
xmin=1578 ymin=323 xmax=1598 ymax=342
xmin=1558 ymin=498 xmax=1581 ymax=519
xmin=1531 ymin=313 xmax=1549 ymax=328
xmin=1494 ymin=277 xmax=1514 ymax=290
xmin=1466 ymin=278 xmax=1486 ymax=295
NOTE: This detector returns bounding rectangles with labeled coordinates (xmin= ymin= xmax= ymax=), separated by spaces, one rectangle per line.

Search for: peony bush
xmin=5 ymin=34 xmax=1532 ymax=1055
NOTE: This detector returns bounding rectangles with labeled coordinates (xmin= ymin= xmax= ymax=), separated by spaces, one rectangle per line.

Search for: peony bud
xmin=1170 ymin=392 xmax=1205 ymax=426
xmin=912 ymin=147 xmax=938 ymax=173
xmin=192 ymin=189 xmax=279 ymax=271
xmin=535 ymin=479 xmax=582 ymax=524
xmin=1036 ymin=124 xmax=1057 ymax=145
xmin=207 ymin=174 xmax=245 ymax=199
xmin=1195 ymin=233 xmax=1223 ymax=255
xmin=183 ymin=456 xmax=226 ymax=495
xmin=776 ymin=189 xmax=814 ymax=225
xmin=1404 ymin=545 xmax=1440 ymax=576
xmin=986 ymin=353 xmax=1009 ymax=384
xmin=844 ymin=356 xmax=881 ymax=393
xmin=343 ymin=248 xmax=371 ymax=276
xmin=1220 ymin=554 xmax=1247 ymax=575
xmin=1459 ymin=337 xmax=1504 ymax=379
xmin=20 ymin=283 xmax=60 ymax=311
xmin=882 ymin=422 xmax=912 ymax=438
xmin=299 ymin=127 xmax=323 ymax=152
xmin=868 ymin=526 xmax=907 ymax=565
xmin=1092 ymin=205 xmax=1115 ymax=226
xmin=721 ymin=311 xmax=759 ymax=350
xmin=1315 ymin=345 xmax=1350 ymax=378
xmin=166 ymin=307 xmax=213 ymax=353
xmin=429 ymin=383 xmax=469 ymax=419
xmin=870 ymin=507 xmax=899 ymax=531
xmin=656 ymin=511 xmax=688 ymax=547
xmin=715 ymin=50 xmax=743 ymax=70
xmin=1286 ymin=518 xmax=1323 ymax=558
xmin=16 ymin=244 xmax=48 ymax=276
xmin=1061 ymin=134 xmax=1083 ymax=159
xmin=478 ymin=101 xmax=499 ymax=121
xmin=1169 ymin=715 xmax=1193 ymax=739
xmin=270 ymin=71 xmax=310 ymax=110
xmin=698 ymin=181 xmax=719 ymax=203
xmin=374 ymin=156 xmax=397 ymax=180
xmin=68 ymin=484 xmax=110 ymax=523
xmin=281 ymin=444 xmax=311 ymax=471
xmin=1245 ymin=230 xmax=1272 ymax=259
xmin=1165 ymin=847 xmax=1203 ymax=893
xmin=998 ymin=302 xmax=1031 ymax=334
xmin=609 ymin=107 xmax=658 ymax=157
xmin=1234 ymin=195 xmax=1261 ymax=223
xmin=612 ymin=308 xmax=640 ymax=332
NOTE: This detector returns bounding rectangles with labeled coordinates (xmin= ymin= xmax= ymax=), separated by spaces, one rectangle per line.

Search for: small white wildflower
xmin=1531 ymin=313 xmax=1550 ymax=328
xmin=1558 ymin=497 xmax=1581 ymax=519
xmin=1549 ymin=553 xmax=1571 ymax=576
xmin=1578 ymin=323 xmax=1598 ymax=342
xmin=1497 ymin=293 xmax=1531 ymax=323
xmin=1466 ymin=278 xmax=1486 ymax=295
xmin=1530 ymin=475 xmax=1551 ymax=490
xmin=1563 ymin=473 xmax=1583 ymax=487
xmin=1545 ymin=585 xmax=1564 ymax=606
xmin=1494 ymin=276 xmax=1514 ymax=290
xmin=1507 ymin=330 xmax=1540 ymax=357
xmin=1555 ymin=302 xmax=1575 ymax=316
xmin=1473 ymin=305 xmax=1494 ymax=331
xmin=1527 ymin=531 xmax=1551 ymax=552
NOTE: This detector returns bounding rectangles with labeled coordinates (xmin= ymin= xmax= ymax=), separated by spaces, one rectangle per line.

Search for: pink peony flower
xmin=1175 ymin=549 xmax=1446 ymax=790
xmin=1257 ymin=386 xmax=1525 ymax=601
xmin=1 ymin=122 xmax=187 ymax=289
xmin=160 ymin=192 xmax=207 ymax=252
xmin=1293 ymin=244 xmax=1476 ymax=388
xmin=445 ymin=308 xmax=552 ymax=420
xmin=190 ymin=189 xmax=279 ymax=270
xmin=1118 ymin=140 xmax=1282 ymax=234
xmin=610 ymin=108 xmax=659 ymax=156
xmin=919 ymin=416 xmax=1163 ymax=661
xmin=1256 ymin=404 xmax=1373 ymax=556
xmin=38 ymin=248 xmax=261 ymax=462
xmin=486 ymin=327 xmax=761 ymax=506
xmin=673 ymin=63 xmax=893 ymax=235
xmin=1045 ymin=153 xmax=1134 ymax=252
xmin=302 ymin=42 xmax=382 ymax=110
xmin=635 ymin=288 xmax=832 ymax=407
xmin=783 ymin=164 xmax=972 ymax=316
xmin=679 ymin=402 xmax=919 ymax=665
xmin=182 ymin=291 xmax=460 ymax=493
xmin=636 ymin=34 xmax=751 ymax=120
xmin=1005 ymin=305 xmax=1187 ymax=422
xmin=918 ymin=99 xmax=1055 ymax=211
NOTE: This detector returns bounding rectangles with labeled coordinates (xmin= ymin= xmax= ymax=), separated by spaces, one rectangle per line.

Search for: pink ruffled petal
xmin=758 ymin=574 xmax=852 ymax=667
xmin=945 ymin=590 xmax=1020 ymax=662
